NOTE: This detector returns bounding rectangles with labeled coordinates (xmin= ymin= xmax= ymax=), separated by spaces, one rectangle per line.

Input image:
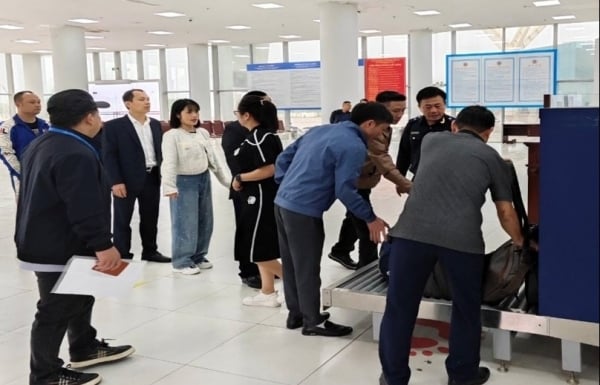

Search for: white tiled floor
xmin=0 ymin=139 xmax=598 ymax=385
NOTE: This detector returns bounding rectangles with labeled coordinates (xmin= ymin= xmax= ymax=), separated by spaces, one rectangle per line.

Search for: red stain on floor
xmin=438 ymin=347 xmax=450 ymax=354
xmin=409 ymin=319 xmax=450 ymax=357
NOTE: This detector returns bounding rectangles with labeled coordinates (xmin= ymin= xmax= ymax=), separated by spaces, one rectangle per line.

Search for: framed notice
xmin=446 ymin=49 xmax=557 ymax=108
xmin=364 ymin=58 xmax=407 ymax=101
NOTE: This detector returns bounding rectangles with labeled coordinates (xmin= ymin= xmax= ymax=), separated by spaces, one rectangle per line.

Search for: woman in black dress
xmin=232 ymin=94 xmax=284 ymax=307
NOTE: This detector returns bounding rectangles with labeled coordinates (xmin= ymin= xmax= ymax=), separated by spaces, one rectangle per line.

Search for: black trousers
xmin=232 ymin=193 xmax=259 ymax=278
xmin=113 ymin=168 xmax=161 ymax=258
xmin=275 ymin=205 xmax=324 ymax=327
xmin=379 ymin=237 xmax=485 ymax=385
xmin=30 ymin=272 xmax=97 ymax=385
xmin=330 ymin=188 xmax=378 ymax=267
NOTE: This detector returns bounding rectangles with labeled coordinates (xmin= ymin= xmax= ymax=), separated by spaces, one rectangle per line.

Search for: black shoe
xmin=51 ymin=368 xmax=101 ymax=385
xmin=328 ymin=253 xmax=358 ymax=270
xmin=302 ymin=320 xmax=353 ymax=337
xmin=69 ymin=339 xmax=135 ymax=369
xmin=286 ymin=312 xmax=330 ymax=330
xmin=241 ymin=275 xmax=262 ymax=289
xmin=448 ymin=367 xmax=491 ymax=385
xmin=121 ymin=252 xmax=134 ymax=260
xmin=141 ymin=251 xmax=171 ymax=263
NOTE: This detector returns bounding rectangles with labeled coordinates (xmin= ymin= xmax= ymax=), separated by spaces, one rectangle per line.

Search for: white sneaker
xmin=276 ymin=291 xmax=285 ymax=305
xmin=242 ymin=291 xmax=281 ymax=307
xmin=196 ymin=259 xmax=213 ymax=269
xmin=172 ymin=265 xmax=201 ymax=275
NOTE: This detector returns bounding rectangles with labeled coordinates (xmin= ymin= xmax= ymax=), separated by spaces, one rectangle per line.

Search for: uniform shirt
xmin=128 ymin=114 xmax=157 ymax=168
xmin=0 ymin=114 xmax=49 ymax=177
xmin=390 ymin=131 xmax=513 ymax=254
xmin=396 ymin=114 xmax=454 ymax=176
xmin=161 ymin=127 xmax=230 ymax=195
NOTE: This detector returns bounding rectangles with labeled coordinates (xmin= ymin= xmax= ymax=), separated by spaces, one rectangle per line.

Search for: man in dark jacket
xmin=16 ymin=89 xmax=135 ymax=385
xmin=102 ymin=89 xmax=170 ymax=263
xmin=221 ymin=90 xmax=268 ymax=289
xmin=329 ymin=100 xmax=352 ymax=123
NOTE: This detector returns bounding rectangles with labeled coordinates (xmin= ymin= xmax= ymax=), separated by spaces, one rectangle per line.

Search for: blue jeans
xmin=169 ymin=172 xmax=213 ymax=269
xmin=379 ymin=237 xmax=485 ymax=385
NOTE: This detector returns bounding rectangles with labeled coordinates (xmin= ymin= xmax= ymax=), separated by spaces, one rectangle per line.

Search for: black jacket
xmin=15 ymin=129 xmax=113 ymax=265
xmin=329 ymin=109 xmax=351 ymax=124
xmin=221 ymin=120 xmax=247 ymax=199
xmin=101 ymin=115 xmax=163 ymax=194
xmin=396 ymin=114 xmax=454 ymax=176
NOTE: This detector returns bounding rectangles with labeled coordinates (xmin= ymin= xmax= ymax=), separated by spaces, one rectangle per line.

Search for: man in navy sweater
xmin=274 ymin=102 xmax=391 ymax=337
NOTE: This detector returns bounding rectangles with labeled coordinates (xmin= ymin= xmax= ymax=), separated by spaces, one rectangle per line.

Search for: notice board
xmin=364 ymin=58 xmax=407 ymax=101
xmin=446 ymin=49 xmax=557 ymax=108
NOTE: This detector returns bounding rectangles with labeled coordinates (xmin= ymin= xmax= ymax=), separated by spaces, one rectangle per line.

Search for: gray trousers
xmin=274 ymin=205 xmax=324 ymax=328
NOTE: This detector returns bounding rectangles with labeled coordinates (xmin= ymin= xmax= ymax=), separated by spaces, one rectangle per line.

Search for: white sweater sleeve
xmin=0 ymin=119 xmax=20 ymax=175
xmin=199 ymin=129 xmax=231 ymax=188
xmin=160 ymin=131 xmax=179 ymax=195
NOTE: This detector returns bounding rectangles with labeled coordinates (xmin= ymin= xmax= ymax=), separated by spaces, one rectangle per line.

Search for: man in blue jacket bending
xmin=274 ymin=102 xmax=391 ymax=337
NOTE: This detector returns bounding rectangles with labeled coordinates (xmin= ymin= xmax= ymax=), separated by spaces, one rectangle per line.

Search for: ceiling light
xmin=209 ymin=39 xmax=230 ymax=44
xmin=15 ymin=39 xmax=39 ymax=44
xmin=148 ymin=30 xmax=174 ymax=35
xmin=414 ymin=10 xmax=440 ymax=16
xmin=32 ymin=50 xmax=52 ymax=53
xmin=552 ymin=15 xmax=576 ymax=20
xmin=226 ymin=25 xmax=251 ymax=30
xmin=565 ymin=26 xmax=585 ymax=31
xmin=0 ymin=24 xmax=24 ymax=30
xmin=313 ymin=19 xmax=320 ymax=23
xmin=279 ymin=34 xmax=301 ymax=39
xmin=255 ymin=46 xmax=270 ymax=50
xmin=85 ymin=35 xmax=104 ymax=40
xmin=533 ymin=0 xmax=560 ymax=6
xmin=235 ymin=54 xmax=250 ymax=58
xmin=68 ymin=18 xmax=99 ymax=24
xmin=154 ymin=11 xmax=186 ymax=18
xmin=87 ymin=47 xmax=106 ymax=50
xmin=360 ymin=29 xmax=381 ymax=34
xmin=449 ymin=23 xmax=472 ymax=28
xmin=144 ymin=43 xmax=166 ymax=47
xmin=252 ymin=3 xmax=283 ymax=9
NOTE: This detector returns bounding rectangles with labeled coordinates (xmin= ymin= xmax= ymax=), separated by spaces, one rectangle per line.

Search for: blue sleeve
xmin=334 ymin=145 xmax=376 ymax=222
xmin=274 ymin=136 xmax=301 ymax=184
xmin=10 ymin=129 xmax=27 ymax=160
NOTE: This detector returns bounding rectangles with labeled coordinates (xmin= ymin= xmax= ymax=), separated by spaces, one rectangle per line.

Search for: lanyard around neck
xmin=48 ymin=127 xmax=100 ymax=161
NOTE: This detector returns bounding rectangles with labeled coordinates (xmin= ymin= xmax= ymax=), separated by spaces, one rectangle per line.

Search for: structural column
xmin=21 ymin=54 xmax=44 ymax=98
xmin=593 ymin=38 xmax=599 ymax=107
xmin=187 ymin=44 xmax=212 ymax=121
xmin=408 ymin=30 xmax=433 ymax=117
xmin=217 ymin=45 xmax=234 ymax=121
xmin=319 ymin=2 xmax=359 ymax=124
xmin=50 ymin=25 xmax=88 ymax=90
xmin=158 ymin=48 xmax=169 ymax=120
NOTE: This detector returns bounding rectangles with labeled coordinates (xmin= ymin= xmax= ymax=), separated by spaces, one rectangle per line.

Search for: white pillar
xmin=136 ymin=50 xmax=144 ymax=80
xmin=408 ymin=30 xmax=433 ymax=117
xmin=21 ymin=54 xmax=44 ymax=98
xmin=158 ymin=48 xmax=169 ymax=120
xmin=5 ymin=54 xmax=16 ymax=115
xmin=114 ymin=52 xmax=123 ymax=80
xmin=320 ymin=2 xmax=359 ymax=124
xmin=187 ymin=44 xmax=212 ymax=121
xmin=593 ymin=38 xmax=599 ymax=107
xmin=50 ymin=26 xmax=88 ymax=90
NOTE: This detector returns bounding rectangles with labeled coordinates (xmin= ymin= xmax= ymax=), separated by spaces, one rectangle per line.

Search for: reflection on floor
xmin=0 ymin=140 xmax=597 ymax=385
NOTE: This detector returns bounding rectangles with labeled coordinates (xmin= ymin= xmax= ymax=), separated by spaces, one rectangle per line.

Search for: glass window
xmin=290 ymin=110 xmax=322 ymax=129
xmin=11 ymin=55 xmax=25 ymax=92
xmin=232 ymin=45 xmax=251 ymax=89
xmin=505 ymin=25 xmax=553 ymax=51
xmin=383 ymin=35 xmax=408 ymax=57
xmin=121 ymin=51 xmax=138 ymax=80
xmin=456 ymin=29 xmax=503 ymax=53
xmin=167 ymin=91 xmax=190 ymax=110
xmin=0 ymin=53 xmax=9 ymax=94
xmin=40 ymin=55 xmax=54 ymax=94
xmin=288 ymin=40 xmax=320 ymax=62
xmin=252 ymin=42 xmax=283 ymax=63
xmin=165 ymin=48 xmax=189 ymax=91
xmin=99 ymin=52 xmax=116 ymax=80
xmin=367 ymin=36 xmax=383 ymax=58
xmin=143 ymin=50 xmax=160 ymax=79
xmin=0 ymin=94 xmax=10 ymax=121
xmin=87 ymin=53 xmax=95 ymax=82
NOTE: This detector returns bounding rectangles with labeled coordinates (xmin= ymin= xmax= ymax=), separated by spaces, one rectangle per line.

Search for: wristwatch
xmin=234 ymin=174 xmax=243 ymax=183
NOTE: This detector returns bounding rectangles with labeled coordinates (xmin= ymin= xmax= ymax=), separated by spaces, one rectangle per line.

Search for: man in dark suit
xmin=101 ymin=89 xmax=170 ymax=263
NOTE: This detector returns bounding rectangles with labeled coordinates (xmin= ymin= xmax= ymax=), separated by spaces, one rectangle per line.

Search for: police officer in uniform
xmin=396 ymin=87 xmax=454 ymax=177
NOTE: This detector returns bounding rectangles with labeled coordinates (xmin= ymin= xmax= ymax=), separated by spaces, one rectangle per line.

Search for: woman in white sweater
xmin=161 ymin=99 xmax=230 ymax=274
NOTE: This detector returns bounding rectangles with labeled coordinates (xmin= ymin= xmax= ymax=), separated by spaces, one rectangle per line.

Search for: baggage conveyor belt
xmin=321 ymin=263 xmax=599 ymax=380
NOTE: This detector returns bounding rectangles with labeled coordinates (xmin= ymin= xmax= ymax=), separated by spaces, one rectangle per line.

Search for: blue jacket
xmin=274 ymin=121 xmax=376 ymax=222
xmin=0 ymin=114 xmax=49 ymax=178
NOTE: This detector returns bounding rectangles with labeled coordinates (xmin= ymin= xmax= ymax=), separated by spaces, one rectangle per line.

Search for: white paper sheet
xmin=52 ymin=256 xmax=145 ymax=298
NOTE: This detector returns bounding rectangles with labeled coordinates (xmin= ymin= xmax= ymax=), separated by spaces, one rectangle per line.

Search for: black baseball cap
xmin=47 ymin=89 xmax=110 ymax=118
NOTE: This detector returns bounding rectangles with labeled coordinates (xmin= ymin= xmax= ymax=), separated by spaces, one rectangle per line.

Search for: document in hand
xmin=52 ymin=256 xmax=144 ymax=298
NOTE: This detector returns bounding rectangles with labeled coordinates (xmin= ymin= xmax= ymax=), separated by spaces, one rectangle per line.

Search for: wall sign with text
xmin=446 ymin=49 xmax=557 ymax=108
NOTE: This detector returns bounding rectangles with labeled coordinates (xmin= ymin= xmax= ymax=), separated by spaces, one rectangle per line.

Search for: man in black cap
xmin=16 ymin=89 xmax=135 ymax=385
